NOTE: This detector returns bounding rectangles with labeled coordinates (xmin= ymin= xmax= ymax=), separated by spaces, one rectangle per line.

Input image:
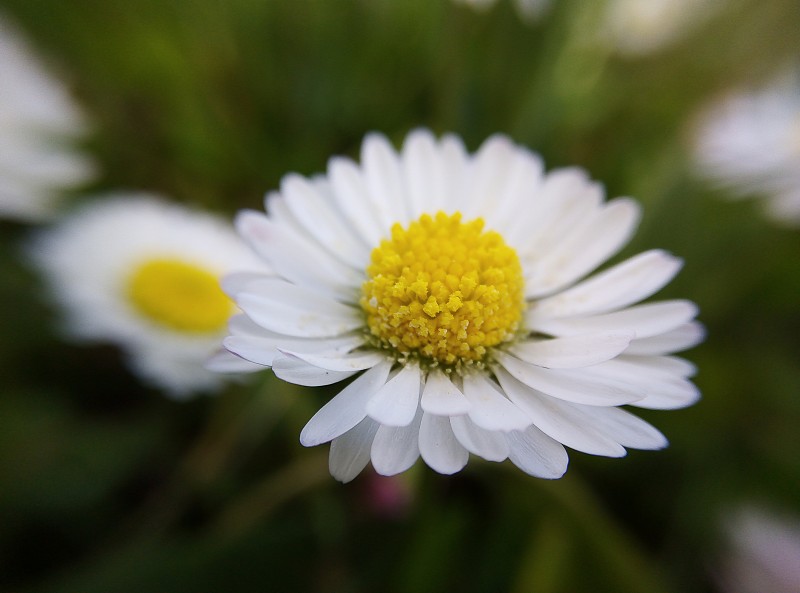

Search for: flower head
xmin=691 ymin=71 xmax=800 ymax=226
xmin=29 ymin=193 xmax=267 ymax=397
xmin=217 ymin=129 xmax=702 ymax=481
xmin=0 ymin=13 xmax=96 ymax=221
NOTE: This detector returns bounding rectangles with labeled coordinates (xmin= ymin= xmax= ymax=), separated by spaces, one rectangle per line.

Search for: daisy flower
xmin=29 ymin=193 xmax=267 ymax=397
xmin=214 ymin=129 xmax=702 ymax=482
xmin=691 ymin=71 xmax=800 ymax=226
xmin=598 ymin=0 xmax=724 ymax=56
xmin=0 ymin=13 xmax=96 ymax=221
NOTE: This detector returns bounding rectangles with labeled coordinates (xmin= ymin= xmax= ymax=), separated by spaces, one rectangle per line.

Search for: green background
xmin=1 ymin=0 xmax=799 ymax=591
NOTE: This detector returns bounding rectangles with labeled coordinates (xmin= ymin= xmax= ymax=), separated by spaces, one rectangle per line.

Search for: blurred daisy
xmin=29 ymin=194 xmax=267 ymax=397
xmin=216 ymin=129 xmax=702 ymax=482
xmin=0 ymin=13 xmax=96 ymax=221
xmin=691 ymin=72 xmax=800 ymax=226
xmin=716 ymin=506 xmax=800 ymax=593
xmin=598 ymin=0 xmax=724 ymax=56
xmin=452 ymin=0 xmax=552 ymax=22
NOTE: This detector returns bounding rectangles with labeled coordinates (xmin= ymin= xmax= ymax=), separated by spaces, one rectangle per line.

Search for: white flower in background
xmin=691 ymin=72 xmax=800 ymax=226
xmin=451 ymin=0 xmax=552 ymax=22
xmin=0 ymin=13 xmax=96 ymax=221
xmin=599 ymin=0 xmax=724 ymax=56
xmin=716 ymin=506 xmax=800 ymax=593
xmin=214 ymin=129 xmax=703 ymax=482
xmin=29 ymin=194 xmax=267 ymax=397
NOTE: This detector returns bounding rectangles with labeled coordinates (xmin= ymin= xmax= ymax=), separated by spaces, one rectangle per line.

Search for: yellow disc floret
xmin=127 ymin=258 xmax=233 ymax=333
xmin=361 ymin=211 xmax=525 ymax=369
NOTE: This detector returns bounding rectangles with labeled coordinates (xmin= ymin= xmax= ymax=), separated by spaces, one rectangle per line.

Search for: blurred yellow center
xmin=127 ymin=258 xmax=233 ymax=333
xmin=361 ymin=211 xmax=525 ymax=368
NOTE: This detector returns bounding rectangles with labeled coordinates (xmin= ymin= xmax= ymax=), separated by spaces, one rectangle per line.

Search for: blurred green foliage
xmin=1 ymin=0 xmax=799 ymax=591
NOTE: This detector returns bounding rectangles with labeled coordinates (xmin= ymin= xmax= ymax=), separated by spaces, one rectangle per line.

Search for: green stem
xmin=500 ymin=466 xmax=676 ymax=593
xmin=211 ymin=450 xmax=331 ymax=539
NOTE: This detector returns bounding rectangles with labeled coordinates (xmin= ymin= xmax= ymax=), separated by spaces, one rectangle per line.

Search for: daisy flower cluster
xmin=214 ymin=129 xmax=703 ymax=482
xmin=0 ymin=13 xmax=96 ymax=221
xmin=691 ymin=71 xmax=800 ymax=226
xmin=29 ymin=194 xmax=267 ymax=397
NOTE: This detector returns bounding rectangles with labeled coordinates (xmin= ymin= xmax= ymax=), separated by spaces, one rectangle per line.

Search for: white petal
xmin=526 ymin=198 xmax=641 ymax=297
xmin=450 ymin=416 xmax=509 ymax=462
xmin=579 ymin=357 xmax=700 ymax=410
xmin=587 ymin=406 xmax=668 ymax=450
xmin=508 ymin=332 xmax=632 ymax=369
xmin=228 ymin=317 xmax=362 ymax=348
xmin=278 ymin=349 xmax=387 ymax=372
xmin=227 ymin=313 xmax=265 ymax=336
xmin=624 ymin=322 xmax=706 ymax=355
xmin=310 ymin=175 xmax=385 ymax=248
xmin=370 ymin=407 xmax=423 ymax=476
xmin=514 ymin=168 xmax=591 ymax=239
xmin=263 ymin=188 xmax=290 ymax=219
xmin=366 ymin=363 xmax=422 ymax=427
xmin=531 ymin=250 xmax=683 ymax=318
xmin=0 ymin=139 xmax=95 ymax=186
xmin=205 ymin=350 xmax=264 ymax=373
xmin=221 ymin=272 xmax=274 ymax=298
xmin=329 ymin=417 xmax=380 ymax=483
xmin=272 ymin=353 xmax=358 ymax=386
xmin=420 ymin=369 xmax=472 ymax=416
xmin=361 ymin=132 xmax=410 ymax=227
xmin=506 ymin=426 xmax=569 ymax=479
xmin=463 ymin=135 xmax=518 ymax=220
xmin=235 ymin=210 xmax=360 ymax=299
xmin=402 ymin=129 xmax=446 ymax=219
xmin=529 ymin=300 xmax=699 ymax=340
xmin=328 ymin=157 xmax=386 ymax=245
xmin=438 ymin=133 xmax=470 ymax=212
xmin=223 ymin=332 xmax=364 ymax=367
xmin=513 ymin=169 xmax=598 ymax=258
xmin=587 ymin=355 xmax=696 ymax=382
xmin=0 ymin=179 xmax=55 ymax=220
xmin=222 ymin=335 xmax=279 ymax=366
xmin=635 ymin=355 xmax=697 ymax=377
xmin=496 ymin=367 xmax=627 ymax=457
xmin=300 ymin=360 xmax=392 ymax=446
xmin=628 ymin=385 xmax=700 ymax=410
xmin=461 ymin=372 xmax=533 ymax=431
xmin=484 ymin=147 xmax=545 ymax=238
xmin=237 ymin=277 xmax=362 ymax=338
xmin=279 ymin=173 xmax=369 ymax=268
xmin=492 ymin=351 xmax=641 ymax=406
xmin=418 ymin=412 xmax=469 ymax=474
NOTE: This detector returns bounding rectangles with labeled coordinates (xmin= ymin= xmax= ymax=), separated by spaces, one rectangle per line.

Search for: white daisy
xmin=0 ymin=13 xmax=96 ymax=221
xmin=214 ymin=129 xmax=703 ymax=482
xmin=691 ymin=72 xmax=800 ymax=226
xmin=598 ymin=0 xmax=725 ymax=56
xmin=29 ymin=193 xmax=267 ymax=397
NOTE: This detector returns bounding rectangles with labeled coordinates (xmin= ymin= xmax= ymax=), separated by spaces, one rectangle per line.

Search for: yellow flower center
xmin=127 ymin=258 xmax=233 ymax=333
xmin=361 ymin=211 xmax=525 ymax=370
